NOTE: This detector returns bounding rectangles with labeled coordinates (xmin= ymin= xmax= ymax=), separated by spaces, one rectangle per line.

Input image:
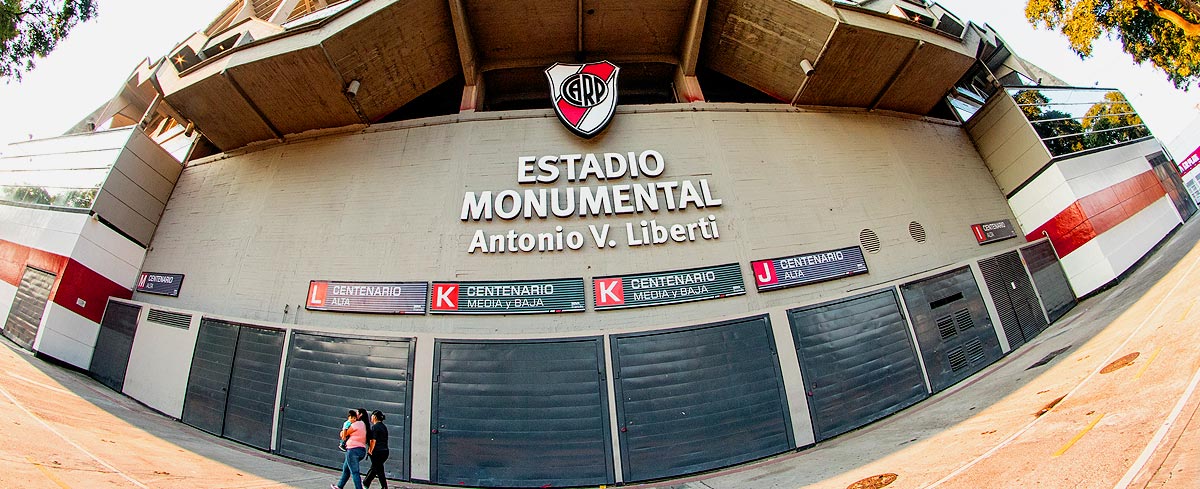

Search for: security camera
xmin=800 ymin=59 xmax=815 ymax=77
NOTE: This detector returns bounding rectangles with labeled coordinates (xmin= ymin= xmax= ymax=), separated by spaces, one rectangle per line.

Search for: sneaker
xmin=338 ymin=445 xmax=347 ymax=452
xmin=331 ymin=485 xmax=340 ymax=489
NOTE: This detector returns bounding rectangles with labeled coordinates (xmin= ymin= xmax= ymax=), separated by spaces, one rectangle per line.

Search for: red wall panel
xmin=1025 ymin=171 xmax=1167 ymax=258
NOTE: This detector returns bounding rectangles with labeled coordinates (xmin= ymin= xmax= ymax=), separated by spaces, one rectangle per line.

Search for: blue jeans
xmin=336 ymin=447 xmax=366 ymax=489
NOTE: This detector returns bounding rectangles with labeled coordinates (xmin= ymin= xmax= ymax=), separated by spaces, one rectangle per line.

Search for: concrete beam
xmin=448 ymin=0 xmax=479 ymax=83
xmin=674 ymin=66 xmax=705 ymax=103
xmin=679 ymin=0 xmax=709 ymax=76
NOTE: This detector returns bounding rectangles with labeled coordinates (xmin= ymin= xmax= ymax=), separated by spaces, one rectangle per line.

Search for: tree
xmin=0 ymin=0 xmax=97 ymax=82
xmin=1026 ymin=0 xmax=1200 ymax=89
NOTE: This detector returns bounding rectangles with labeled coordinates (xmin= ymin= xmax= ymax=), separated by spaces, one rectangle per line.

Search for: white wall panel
xmin=0 ymin=206 xmax=86 ymax=255
xmin=1096 ymin=198 xmax=1180 ymax=278
xmin=1058 ymin=241 xmax=1117 ymax=297
xmin=1009 ymin=165 xmax=1071 ymax=230
xmin=0 ymin=280 xmax=16 ymax=325
xmin=33 ymin=303 xmax=100 ymax=369
xmin=0 ymin=129 xmax=132 ymax=158
xmin=73 ymin=218 xmax=146 ymax=287
xmin=124 ymin=309 xmax=200 ymax=418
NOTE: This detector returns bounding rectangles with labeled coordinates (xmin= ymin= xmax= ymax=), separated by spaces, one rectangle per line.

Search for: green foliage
xmin=1026 ymin=0 xmax=1200 ymax=89
xmin=0 ymin=0 xmax=97 ymax=82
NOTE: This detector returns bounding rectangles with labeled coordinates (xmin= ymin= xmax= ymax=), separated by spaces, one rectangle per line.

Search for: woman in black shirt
xmin=363 ymin=410 xmax=390 ymax=489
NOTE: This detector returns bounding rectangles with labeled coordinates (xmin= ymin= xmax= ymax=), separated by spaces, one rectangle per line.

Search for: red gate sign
xmin=593 ymin=278 xmax=625 ymax=307
xmin=431 ymin=283 xmax=460 ymax=311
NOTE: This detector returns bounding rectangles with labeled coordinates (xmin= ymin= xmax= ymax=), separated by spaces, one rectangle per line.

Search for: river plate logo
xmin=546 ymin=61 xmax=620 ymax=138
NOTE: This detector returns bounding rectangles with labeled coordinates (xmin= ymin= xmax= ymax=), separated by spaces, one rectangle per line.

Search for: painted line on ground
xmin=1134 ymin=347 xmax=1162 ymax=380
xmin=926 ymin=245 xmax=1200 ymax=488
xmin=1113 ymin=365 xmax=1200 ymax=488
xmin=8 ymin=372 xmax=73 ymax=395
xmin=1053 ymin=413 xmax=1106 ymax=457
xmin=0 ymin=385 xmax=148 ymax=488
xmin=27 ymin=455 xmax=71 ymax=488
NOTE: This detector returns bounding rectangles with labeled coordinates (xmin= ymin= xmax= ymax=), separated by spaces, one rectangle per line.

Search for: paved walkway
xmin=4 ymin=219 xmax=1200 ymax=488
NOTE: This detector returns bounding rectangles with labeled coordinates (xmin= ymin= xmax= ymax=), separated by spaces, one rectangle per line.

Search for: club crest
xmin=545 ymin=61 xmax=620 ymax=139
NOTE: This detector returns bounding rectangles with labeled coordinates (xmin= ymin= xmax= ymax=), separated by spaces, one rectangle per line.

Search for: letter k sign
xmin=432 ymin=284 xmax=459 ymax=311
xmin=594 ymin=278 xmax=624 ymax=307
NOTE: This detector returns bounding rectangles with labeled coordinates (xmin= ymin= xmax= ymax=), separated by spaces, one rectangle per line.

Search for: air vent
xmin=954 ymin=308 xmax=974 ymax=330
xmin=936 ymin=315 xmax=958 ymax=340
xmin=966 ymin=339 xmax=986 ymax=365
xmin=909 ymin=221 xmax=926 ymax=243
xmin=147 ymin=309 xmax=192 ymax=329
xmin=948 ymin=347 xmax=968 ymax=371
xmin=860 ymin=229 xmax=881 ymax=254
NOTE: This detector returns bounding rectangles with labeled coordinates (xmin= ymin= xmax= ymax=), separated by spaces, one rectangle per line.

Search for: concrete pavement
xmin=5 ymin=219 xmax=1200 ymax=489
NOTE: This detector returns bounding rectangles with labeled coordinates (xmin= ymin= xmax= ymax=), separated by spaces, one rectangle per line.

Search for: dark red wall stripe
xmin=0 ymin=239 xmax=131 ymax=324
xmin=1025 ymin=171 xmax=1167 ymax=258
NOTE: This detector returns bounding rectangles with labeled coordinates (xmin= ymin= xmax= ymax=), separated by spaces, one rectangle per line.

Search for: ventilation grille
xmin=954 ymin=309 xmax=974 ymax=331
xmin=947 ymin=347 xmax=968 ymax=371
xmin=936 ymin=315 xmax=957 ymax=340
xmin=966 ymin=339 xmax=986 ymax=365
xmin=909 ymin=221 xmax=926 ymax=243
xmin=147 ymin=309 xmax=191 ymax=329
xmin=860 ymin=229 xmax=881 ymax=254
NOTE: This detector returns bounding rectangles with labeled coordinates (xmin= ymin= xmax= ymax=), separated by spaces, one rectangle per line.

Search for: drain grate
xmin=1026 ymin=345 xmax=1072 ymax=370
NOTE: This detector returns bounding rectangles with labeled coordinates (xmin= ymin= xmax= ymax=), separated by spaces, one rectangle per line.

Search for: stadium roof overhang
xmin=154 ymin=0 xmax=979 ymax=152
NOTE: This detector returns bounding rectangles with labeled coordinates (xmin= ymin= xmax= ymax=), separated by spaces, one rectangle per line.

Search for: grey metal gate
xmin=1020 ymin=241 xmax=1076 ymax=322
xmin=612 ymin=315 xmax=793 ymax=482
xmin=901 ymin=267 xmax=1003 ymax=393
xmin=89 ymin=300 xmax=142 ymax=392
xmin=3 ymin=266 xmax=55 ymax=350
xmin=278 ymin=332 xmax=413 ymax=481
xmin=1148 ymin=151 xmax=1196 ymax=221
xmin=431 ymin=338 xmax=612 ymax=488
xmin=979 ymin=251 xmax=1047 ymax=351
xmin=181 ymin=318 xmax=283 ymax=450
xmin=788 ymin=289 xmax=927 ymax=442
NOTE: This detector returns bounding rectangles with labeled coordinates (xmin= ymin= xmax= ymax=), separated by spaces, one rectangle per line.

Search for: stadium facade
xmin=1 ymin=0 xmax=1193 ymax=486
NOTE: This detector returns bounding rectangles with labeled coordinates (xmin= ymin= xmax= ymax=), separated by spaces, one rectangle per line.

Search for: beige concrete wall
xmin=966 ymin=92 xmax=1051 ymax=197
xmin=138 ymin=107 xmax=1017 ymax=335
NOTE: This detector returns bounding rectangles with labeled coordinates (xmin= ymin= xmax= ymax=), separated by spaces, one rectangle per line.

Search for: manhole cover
xmin=847 ymin=473 xmax=898 ymax=489
xmin=1100 ymin=352 xmax=1140 ymax=374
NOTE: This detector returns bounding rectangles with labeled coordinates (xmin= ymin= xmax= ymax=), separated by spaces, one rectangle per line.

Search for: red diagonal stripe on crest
xmin=582 ymin=61 xmax=616 ymax=81
xmin=557 ymin=98 xmax=587 ymax=125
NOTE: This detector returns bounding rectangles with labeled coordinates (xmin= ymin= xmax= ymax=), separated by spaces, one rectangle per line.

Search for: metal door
xmin=3 ymin=266 xmax=55 ymax=350
xmin=222 ymin=325 xmax=284 ymax=450
xmin=182 ymin=319 xmax=239 ymax=436
xmin=181 ymin=318 xmax=284 ymax=450
xmin=979 ymin=251 xmax=1047 ymax=350
xmin=1020 ymin=241 xmax=1076 ymax=322
xmin=612 ymin=315 xmax=793 ymax=482
xmin=788 ymin=289 xmax=927 ymax=442
xmin=431 ymin=338 xmax=612 ymax=488
xmin=1148 ymin=151 xmax=1196 ymax=221
xmin=278 ymin=333 xmax=414 ymax=481
xmin=901 ymin=267 xmax=1003 ymax=393
xmin=89 ymin=300 xmax=142 ymax=392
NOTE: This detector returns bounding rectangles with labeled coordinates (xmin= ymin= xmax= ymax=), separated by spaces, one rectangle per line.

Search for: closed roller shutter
xmin=182 ymin=318 xmax=239 ymax=435
xmin=1020 ymin=241 xmax=1076 ymax=323
xmin=901 ymin=267 xmax=1003 ymax=393
xmin=278 ymin=333 xmax=413 ymax=481
xmin=612 ymin=315 xmax=793 ymax=482
xmin=181 ymin=318 xmax=284 ymax=451
xmin=431 ymin=338 xmax=612 ymax=488
xmin=788 ymin=289 xmax=927 ymax=442
xmin=88 ymin=300 xmax=142 ymax=392
xmin=3 ymin=266 xmax=55 ymax=350
xmin=222 ymin=325 xmax=284 ymax=450
xmin=979 ymin=251 xmax=1047 ymax=350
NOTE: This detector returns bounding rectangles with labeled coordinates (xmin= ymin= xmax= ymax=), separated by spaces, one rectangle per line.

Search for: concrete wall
xmin=138 ymin=108 xmax=1019 ymax=334
xmin=966 ymin=91 xmax=1051 ymax=197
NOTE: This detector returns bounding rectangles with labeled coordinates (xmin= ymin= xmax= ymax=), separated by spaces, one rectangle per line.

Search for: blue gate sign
xmin=136 ymin=272 xmax=185 ymax=297
xmin=593 ymin=263 xmax=745 ymax=310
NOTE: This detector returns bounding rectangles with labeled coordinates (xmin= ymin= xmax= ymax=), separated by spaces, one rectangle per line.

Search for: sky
xmin=2 ymin=0 xmax=1200 ymax=157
